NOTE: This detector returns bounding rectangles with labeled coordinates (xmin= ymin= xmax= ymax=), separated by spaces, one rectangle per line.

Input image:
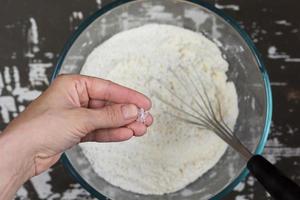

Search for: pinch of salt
xmin=136 ymin=108 xmax=148 ymax=123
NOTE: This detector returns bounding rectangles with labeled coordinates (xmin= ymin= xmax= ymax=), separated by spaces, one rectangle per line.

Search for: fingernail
xmin=122 ymin=104 xmax=138 ymax=120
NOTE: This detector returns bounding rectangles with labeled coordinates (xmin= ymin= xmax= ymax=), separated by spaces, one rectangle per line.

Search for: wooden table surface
xmin=0 ymin=0 xmax=299 ymax=199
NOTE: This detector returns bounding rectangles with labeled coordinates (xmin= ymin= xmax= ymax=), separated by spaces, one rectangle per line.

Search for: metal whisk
xmin=152 ymin=65 xmax=252 ymax=160
xmin=152 ymin=65 xmax=300 ymax=200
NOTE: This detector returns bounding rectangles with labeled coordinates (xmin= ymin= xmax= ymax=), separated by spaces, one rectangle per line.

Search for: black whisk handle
xmin=247 ymin=155 xmax=300 ymax=200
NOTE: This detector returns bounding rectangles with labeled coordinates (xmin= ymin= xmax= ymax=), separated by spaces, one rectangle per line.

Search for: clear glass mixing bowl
xmin=52 ymin=0 xmax=272 ymax=199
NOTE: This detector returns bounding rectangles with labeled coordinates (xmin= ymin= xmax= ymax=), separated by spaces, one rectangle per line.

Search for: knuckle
xmin=105 ymin=106 xmax=121 ymax=125
xmin=103 ymin=80 xmax=113 ymax=100
xmin=53 ymin=74 xmax=70 ymax=86
xmin=56 ymin=74 xmax=69 ymax=82
xmin=56 ymin=74 xmax=81 ymax=83
xmin=53 ymin=74 xmax=85 ymax=94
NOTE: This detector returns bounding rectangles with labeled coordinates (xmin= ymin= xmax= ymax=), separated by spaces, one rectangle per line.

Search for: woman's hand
xmin=0 ymin=75 xmax=152 ymax=200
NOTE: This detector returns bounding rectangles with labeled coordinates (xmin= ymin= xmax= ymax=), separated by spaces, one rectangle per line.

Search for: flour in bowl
xmin=80 ymin=24 xmax=239 ymax=195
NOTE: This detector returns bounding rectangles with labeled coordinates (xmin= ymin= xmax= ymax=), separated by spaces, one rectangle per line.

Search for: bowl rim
xmin=52 ymin=0 xmax=273 ymax=199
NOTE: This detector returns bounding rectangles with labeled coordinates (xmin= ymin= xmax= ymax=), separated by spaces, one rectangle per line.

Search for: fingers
xmin=127 ymin=122 xmax=147 ymax=136
xmin=81 ymin=121 xmax=150 ymax=143
xmin=79 ymin=104 xmax=139 ymax=131
xmin=79 ymin=109 xmax=153 ymax=142
xmin=88 ymin=99 xmax=106 ymax=108
xmin=144 ymin=114 xmax=153 ymax=127
xmin=53 ymin=75 xmax=151 ymax=111
xmin=88 ymin=100 xmax=114 ymax=109
xmin=81 ymin=127 xmax=134 ymax=142
xmin=84 ymin=76 xmax=152 ymax=110
xmin=126 ymin=114 xmax=153 ymax=136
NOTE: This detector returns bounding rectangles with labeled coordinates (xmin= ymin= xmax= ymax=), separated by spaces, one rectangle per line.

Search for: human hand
xmin=0 ymin=75 xmax=152 ymax=200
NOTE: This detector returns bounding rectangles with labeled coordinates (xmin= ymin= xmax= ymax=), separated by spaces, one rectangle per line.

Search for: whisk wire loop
xmin=152 ymin=66 xmax=253 ymax=160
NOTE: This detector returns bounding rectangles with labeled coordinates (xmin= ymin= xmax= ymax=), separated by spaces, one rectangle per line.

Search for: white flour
xmin=80 ymin=24 xmax=239 ymax=195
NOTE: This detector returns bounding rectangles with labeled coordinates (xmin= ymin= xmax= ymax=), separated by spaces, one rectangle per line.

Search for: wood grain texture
xmin=0 ymin=0 xmax=299 ymax=199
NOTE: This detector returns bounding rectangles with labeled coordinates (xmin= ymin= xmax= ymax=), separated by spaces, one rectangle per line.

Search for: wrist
xmin=0 ymin=130 xmax=35 ymax=199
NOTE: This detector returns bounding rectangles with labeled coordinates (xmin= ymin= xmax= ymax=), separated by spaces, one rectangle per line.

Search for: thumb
xmin=76 ymin=104 xmax=139 ymax=132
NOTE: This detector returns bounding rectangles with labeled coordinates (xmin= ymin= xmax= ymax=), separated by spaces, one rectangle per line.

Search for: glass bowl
xmin=51 ymin=0 xmax=272 ymax=199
